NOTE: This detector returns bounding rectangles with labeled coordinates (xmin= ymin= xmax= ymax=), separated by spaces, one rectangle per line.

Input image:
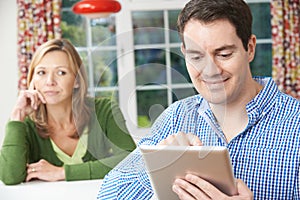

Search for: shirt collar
xmin=196 ymin=77 xmax=279 ymax=127
xmin=246 ymin=77 xmax=279 ymax=126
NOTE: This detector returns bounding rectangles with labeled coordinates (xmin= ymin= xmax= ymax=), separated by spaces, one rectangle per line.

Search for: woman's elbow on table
xmin=0 ymin=169 xmax=26 ymax=185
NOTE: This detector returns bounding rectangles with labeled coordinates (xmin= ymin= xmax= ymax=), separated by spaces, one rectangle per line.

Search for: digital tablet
xmin=139 ymin=145 xmax=237 ymax=200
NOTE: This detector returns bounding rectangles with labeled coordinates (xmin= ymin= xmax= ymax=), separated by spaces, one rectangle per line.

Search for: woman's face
xmin=32 ymin=50 xmax=77 ymax=105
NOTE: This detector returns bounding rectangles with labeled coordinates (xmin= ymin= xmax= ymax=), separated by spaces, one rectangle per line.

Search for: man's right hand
xmin=158 ymin=132 xmax=203 ymax=146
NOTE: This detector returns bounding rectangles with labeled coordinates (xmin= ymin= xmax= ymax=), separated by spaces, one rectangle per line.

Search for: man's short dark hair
xmin=177 ymin=0 xmax=253 ymax=51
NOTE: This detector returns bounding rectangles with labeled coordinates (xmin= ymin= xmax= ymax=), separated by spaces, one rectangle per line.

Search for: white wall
xmin=0 ymin=1 xmax=18 ymax=145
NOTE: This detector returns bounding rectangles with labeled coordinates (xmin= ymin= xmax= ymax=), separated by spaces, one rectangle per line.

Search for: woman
xmin=0 ymin=38 xmax=136 ymax=185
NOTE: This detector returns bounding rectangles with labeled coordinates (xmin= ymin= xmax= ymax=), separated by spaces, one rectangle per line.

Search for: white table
xmin=0 ymin=179 xmax=102 ymax=200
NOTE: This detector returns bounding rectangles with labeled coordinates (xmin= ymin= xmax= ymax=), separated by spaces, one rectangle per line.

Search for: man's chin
xmin=203 ymin=94 xmax=228 ymax=105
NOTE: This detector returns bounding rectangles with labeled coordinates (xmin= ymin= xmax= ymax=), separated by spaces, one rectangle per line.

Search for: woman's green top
xmin=50 ymin=132 xmax=88 ymax=165
xmin=0 ymin=97 xmax=136 ymax=185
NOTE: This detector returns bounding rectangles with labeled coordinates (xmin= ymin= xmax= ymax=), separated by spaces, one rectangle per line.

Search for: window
xmin=248 ymin=1 xmax=272 ymax=76
xmin=61 ymin=0 xmax=119 ymax=100
xmin=61 ymin=0 xmax=272 ymax=141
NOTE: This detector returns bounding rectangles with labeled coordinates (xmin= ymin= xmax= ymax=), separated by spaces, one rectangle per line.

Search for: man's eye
xmin=218 ymin=53 xmax=233 ymax=58
xmin=191 ymin=56 xmax=201 ymax=60
xmin=187 ymin=54 xmax=202 ymax=61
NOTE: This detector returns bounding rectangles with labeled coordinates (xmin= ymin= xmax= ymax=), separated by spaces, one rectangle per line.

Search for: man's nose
xmin=202 ymin=58 xmax=221 ymax=77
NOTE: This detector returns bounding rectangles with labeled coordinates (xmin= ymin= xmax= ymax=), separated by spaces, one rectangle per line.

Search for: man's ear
xmin=248 ymin=34 xmax=256 ymax=62
xmin=180 ymin=43 xmax=186 ymax=56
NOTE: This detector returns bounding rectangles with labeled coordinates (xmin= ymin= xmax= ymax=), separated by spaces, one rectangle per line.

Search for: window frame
xmin=115 ymin=0 xmax=190 ymax=141
xmin=115 ymin=0 xmax=271 ymax=141
xmin=62 ymin=0 xmax=272 ymax=141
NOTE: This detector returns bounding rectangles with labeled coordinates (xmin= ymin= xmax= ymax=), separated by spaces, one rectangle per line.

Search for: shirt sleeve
xmin=295 ymin=166 xmax=300 ymax=199
xmin=138 ymin=101 xmax=183 ymax=145
xmin=97 ymin=149 xmax=154 ymax=200
xmin=97 ymin=102 xmax=184 ymax=199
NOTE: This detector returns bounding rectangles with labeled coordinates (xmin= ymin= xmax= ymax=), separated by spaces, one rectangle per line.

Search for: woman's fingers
xmin=26 ymin=159 xmax=65 ymax=182
xmin=27 ymin=162 xmax=40 ymax=174
xmin=28 ymin=80 xmax=46 ymax=105
xmin=28 ymin=79 xmax=35 ymax=90
xmin=36 ymin=91 xmax=46 ymax=104
xmin=22 ymin=90 xmax=46 ymax=110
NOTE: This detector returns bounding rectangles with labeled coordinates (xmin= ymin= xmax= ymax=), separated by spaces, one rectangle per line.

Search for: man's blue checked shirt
xmin=98 ymin=77 xmax=300 ymax=200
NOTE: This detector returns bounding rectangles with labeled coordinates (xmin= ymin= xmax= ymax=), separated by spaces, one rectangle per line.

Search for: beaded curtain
xmin=271 ymin=0 xmax=300 ymax=99
xmin=17 ymin=0 xmax=62 ymax=90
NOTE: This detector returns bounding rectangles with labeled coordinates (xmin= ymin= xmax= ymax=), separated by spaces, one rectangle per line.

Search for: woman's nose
xmin=45 ymin=73 xmax=56 ymax=85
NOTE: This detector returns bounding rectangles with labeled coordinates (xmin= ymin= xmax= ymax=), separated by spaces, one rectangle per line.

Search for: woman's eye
xmin=57 ymin=71 xmax=66 ymax=76
xmin=37 ymin=71 xmax=45 ymax=75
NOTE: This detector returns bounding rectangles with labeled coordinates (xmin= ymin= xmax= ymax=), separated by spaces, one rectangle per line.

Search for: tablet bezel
xmin=140 ymin=145 xmax=237 ymax=200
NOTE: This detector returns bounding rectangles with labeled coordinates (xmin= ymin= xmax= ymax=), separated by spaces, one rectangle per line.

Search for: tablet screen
xmin=140 ymin=145 xmax=237 ymax=200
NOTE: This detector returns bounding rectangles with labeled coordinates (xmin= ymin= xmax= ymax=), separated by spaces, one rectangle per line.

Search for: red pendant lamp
xmin=72 ymin=0 xmax=121 ymax=19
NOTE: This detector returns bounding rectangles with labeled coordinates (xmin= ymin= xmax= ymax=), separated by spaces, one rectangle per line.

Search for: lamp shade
xmin=72 ymin=0 xmax=121 ymax=19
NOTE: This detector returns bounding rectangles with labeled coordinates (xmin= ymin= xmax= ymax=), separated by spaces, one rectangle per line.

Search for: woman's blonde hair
xmin=27 ymin=38 xmax=91 ymax=138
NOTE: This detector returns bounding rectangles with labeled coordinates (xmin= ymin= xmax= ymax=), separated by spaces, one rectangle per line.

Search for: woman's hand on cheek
xmin=10 ymin=81 xmax=46 ymax=121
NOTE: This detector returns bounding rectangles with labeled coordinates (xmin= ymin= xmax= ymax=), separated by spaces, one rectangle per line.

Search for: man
xmin=98 ymin=0 xmax=300 ymax=199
